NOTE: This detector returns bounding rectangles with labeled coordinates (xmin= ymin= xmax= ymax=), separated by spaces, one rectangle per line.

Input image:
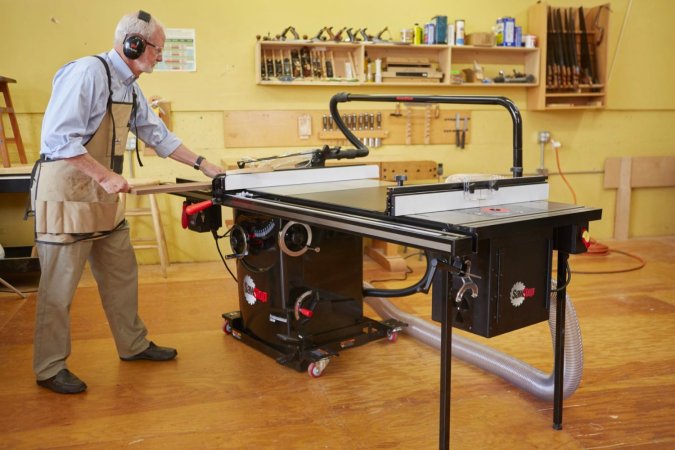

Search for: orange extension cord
xmin=554 ymin=147 xmax=645 ymax=275
xmin=554 ymin=145 xmax=577 ymax=205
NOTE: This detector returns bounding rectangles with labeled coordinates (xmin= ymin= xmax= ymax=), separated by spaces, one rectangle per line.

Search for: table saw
xmin=179 ymin=93 xmax=602 ymax=449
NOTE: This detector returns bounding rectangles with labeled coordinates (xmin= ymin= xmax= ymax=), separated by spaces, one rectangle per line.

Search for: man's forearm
xmin=65 ymin=153 xmax=111 ymax=183
xmin=169 ymin=144 xmax=223 ymax=178
xmin=65 ymin=153 xmax=129 ymax=193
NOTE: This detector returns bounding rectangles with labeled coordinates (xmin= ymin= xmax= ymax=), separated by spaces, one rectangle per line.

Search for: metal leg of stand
xmin=435 ymin=268 xmax=452 ymax=449
xmin=0 ymin=276 xmax=27 ymax=298
xmin=553 ymin=251 xmax=569 ymax=429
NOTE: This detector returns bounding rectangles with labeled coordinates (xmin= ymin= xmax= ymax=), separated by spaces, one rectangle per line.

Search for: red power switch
xmin=298 ymin=308 xmax=313 ymax=318
xmin=581 ymin=227 xmax=591 ymax=249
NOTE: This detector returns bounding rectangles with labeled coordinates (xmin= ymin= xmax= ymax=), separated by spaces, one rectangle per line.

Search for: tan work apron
xmin=32 ymin=101 xmax=133 ymax=244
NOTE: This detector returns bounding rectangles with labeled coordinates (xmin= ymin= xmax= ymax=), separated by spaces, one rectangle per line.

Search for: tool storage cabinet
xmin=527 ymin=2 xmax=610 ymax=110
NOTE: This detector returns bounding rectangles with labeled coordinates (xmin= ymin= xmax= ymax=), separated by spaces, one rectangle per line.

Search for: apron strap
xmin=131 ymin=88 xmax=143 ymax=168
xmin=91 ymin=55 xmax=117 ymax=171
xmin=23 ymin=159 xmax=41 ymax=220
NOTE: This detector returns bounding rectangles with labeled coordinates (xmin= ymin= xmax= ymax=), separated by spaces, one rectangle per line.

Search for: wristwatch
xmin=193 ymin=155 xmax=205 ymax=170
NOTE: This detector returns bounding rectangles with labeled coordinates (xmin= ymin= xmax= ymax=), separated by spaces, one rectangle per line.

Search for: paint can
xmin=523 ymin=34 xmax=537 ymax=48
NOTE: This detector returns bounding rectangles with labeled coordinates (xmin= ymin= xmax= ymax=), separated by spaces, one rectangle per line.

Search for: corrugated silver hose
xmin=364 ymin=282 xmax=583 ymax=400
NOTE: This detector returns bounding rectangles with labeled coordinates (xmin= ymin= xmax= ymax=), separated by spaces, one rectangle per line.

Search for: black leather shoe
xmin=37 ymin=369 xmax=87 ymax=394
xmin=120 ymin=341 xmax=177 ymax=361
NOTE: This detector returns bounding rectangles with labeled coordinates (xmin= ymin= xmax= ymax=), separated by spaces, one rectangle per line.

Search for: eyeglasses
xmin=146 ymin=40 xmax=164 ymax=54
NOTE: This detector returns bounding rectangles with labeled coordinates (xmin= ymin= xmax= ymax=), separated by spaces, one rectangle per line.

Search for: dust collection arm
xmin=329 ymin=92 xmax=524 ymax=177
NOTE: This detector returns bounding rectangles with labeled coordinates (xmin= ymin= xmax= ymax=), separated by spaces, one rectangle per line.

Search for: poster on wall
xmin=156 ymin=28 xmax=196 ymax=72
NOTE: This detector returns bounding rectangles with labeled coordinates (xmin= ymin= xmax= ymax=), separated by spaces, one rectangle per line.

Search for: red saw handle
xmin=185 ymin=200 xmax=214 ymax=215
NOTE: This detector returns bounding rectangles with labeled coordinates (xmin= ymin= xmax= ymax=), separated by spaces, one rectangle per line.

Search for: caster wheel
xmin=222 ymin=319 xmax=232 ymax=335
xmin=387 ymin=330 xmax=398 ymax=343
xmin=307 ymin=362 xmax=323 ymax=378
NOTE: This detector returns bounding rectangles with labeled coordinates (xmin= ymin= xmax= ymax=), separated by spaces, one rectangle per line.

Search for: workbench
xmin=0 ymin=165 xmax=37 ymax=298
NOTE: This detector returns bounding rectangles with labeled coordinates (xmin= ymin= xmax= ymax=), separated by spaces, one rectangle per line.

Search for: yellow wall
xmin=1 ymin=0 xmax=674 ymax=263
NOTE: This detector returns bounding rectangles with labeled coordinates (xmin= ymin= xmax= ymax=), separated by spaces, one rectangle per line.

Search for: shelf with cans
xmin=256 ymin=40 xmax=540 ymax=88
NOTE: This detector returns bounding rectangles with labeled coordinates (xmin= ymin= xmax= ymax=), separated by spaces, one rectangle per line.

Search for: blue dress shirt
xmin=41 ymin=49 xmax=181 ymax=160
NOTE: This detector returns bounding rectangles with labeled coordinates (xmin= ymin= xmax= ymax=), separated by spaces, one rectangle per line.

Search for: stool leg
xmin=148 ymin=194 xmax=169 ymax=278
xmin=0 ymin=276 xmax=27 ymax=299
xmin=0 ymin=110 xmax=9 ymax=168
xmin=0 ymin=81 xmax=27 ymax=166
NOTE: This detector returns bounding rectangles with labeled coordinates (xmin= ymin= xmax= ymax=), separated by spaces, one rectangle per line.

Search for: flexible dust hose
xmin=364 ymin=285 xmax=583 ymax=400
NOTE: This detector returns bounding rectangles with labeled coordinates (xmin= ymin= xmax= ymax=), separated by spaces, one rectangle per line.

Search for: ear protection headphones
xmin=122 ymin=10 xmax=152 ymax=60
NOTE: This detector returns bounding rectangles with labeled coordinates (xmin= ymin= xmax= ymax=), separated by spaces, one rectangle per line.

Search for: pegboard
xmin=223 ymin=107 xmax=471 ymax=148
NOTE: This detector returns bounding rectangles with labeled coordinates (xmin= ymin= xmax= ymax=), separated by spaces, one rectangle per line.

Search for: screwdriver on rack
xmin=455 ymin=112 xmax=461 ymax=148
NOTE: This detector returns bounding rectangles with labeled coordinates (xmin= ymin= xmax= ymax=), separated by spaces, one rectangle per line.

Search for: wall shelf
xmin=256 ymin=41 xmax=540 ymax=88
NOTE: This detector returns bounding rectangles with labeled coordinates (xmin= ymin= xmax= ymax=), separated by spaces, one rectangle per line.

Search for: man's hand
xmin=200 ymin=160 xmax=224 ymax=178
xmin=168 ymin=144 xmax=224 ymax=179
xmin=99 ymin=171 xmax=130 ymax=193
xmin=65 ymin=154 xmax=129 ymax=193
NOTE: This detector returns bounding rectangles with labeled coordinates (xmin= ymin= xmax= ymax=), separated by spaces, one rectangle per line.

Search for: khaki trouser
xmin=33 ymin=226 xmax=149 ymax=380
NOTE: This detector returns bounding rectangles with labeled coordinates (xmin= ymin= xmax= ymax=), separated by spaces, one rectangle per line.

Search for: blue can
xmin=515 ymin=26 xmax=522 ymax=47
xmin=424 ymin=22 xmax=436 ymax=44
xmin=502 ymin=17 xmax=516 ymax=47
xmin=432 ymin=15 xmax=448 ymax=44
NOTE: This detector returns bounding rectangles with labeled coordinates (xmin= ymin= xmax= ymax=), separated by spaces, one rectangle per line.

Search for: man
xmin=32 ymin=10 xmax=222 ymax=394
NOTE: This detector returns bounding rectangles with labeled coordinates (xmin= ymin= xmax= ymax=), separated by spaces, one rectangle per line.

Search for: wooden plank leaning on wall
xmin=604 ymin=156 xmax=675 ymax=240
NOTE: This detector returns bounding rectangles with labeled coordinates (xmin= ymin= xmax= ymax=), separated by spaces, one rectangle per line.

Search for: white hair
xmin=113 ymin=11 xmax=164 ymax=45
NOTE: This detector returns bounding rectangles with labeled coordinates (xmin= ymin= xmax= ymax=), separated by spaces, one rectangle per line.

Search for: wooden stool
xmin=121 ymin=190 xmax=170 ymax=278
xmin=0 ymin=76 xmax=27 ymax=168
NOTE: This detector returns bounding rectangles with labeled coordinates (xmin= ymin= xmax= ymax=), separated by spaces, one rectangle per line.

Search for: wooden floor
xmin=1 ymin=237 xmax=674 ymax=449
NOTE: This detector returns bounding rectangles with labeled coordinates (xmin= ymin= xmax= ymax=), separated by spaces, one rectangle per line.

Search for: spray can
xmin=495 ymin=17 xmax=505 ymax=46
xmin=375 ymin=58 xmax=382 ymax=84
xmin=515 ymin=26 xmax=523 ymax=47
xmin=455 ymin=19 xmax=465 ymax=46
xmin=413 ymin=23 xmax=423 ymax=45
xmin=424 ymin=22 xmax=435 ymax=45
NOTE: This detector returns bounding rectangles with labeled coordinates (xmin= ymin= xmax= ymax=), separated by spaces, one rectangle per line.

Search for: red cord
xmin=586 ymin=239 xmax=609 ymax=255
xmin=574 ymin=239 xmax=645 ymax=274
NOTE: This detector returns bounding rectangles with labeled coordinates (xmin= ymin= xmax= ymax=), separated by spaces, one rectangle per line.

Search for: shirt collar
xmin=107 ymin=49 xmax=136 ymax=86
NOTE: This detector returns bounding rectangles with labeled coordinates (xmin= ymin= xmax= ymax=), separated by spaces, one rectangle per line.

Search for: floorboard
xmin=1 ymin=237 xmax=673 ymax=449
